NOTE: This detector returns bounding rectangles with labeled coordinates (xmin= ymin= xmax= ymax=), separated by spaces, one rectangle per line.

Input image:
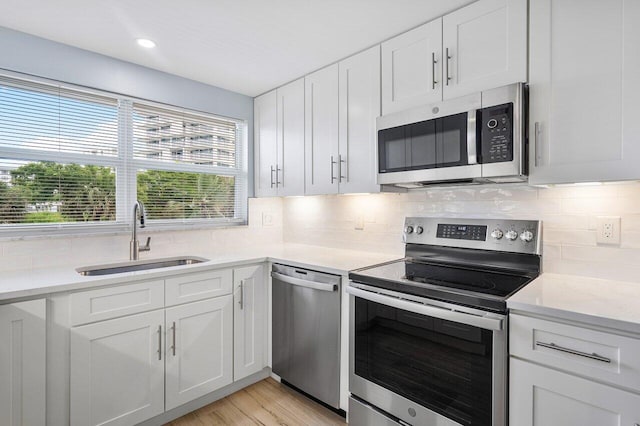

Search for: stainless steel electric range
xmin=347 ymin=217 xmax=541 ymax=426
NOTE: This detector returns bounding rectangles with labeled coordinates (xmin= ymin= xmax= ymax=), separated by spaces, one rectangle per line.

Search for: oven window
xmin=354 ymin=297 xmax=493 ymax=426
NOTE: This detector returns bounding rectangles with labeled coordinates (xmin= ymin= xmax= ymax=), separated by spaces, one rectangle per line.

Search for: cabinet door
xmin=339 ymin=46 xmax=381 ymax=194
xmin=529 ymin=0 xmax=640 ymax=184
xmin=70 ymin=310 xmax=165 ymax=426
xmin=233 ymin=264 xmax=266 ymax=381
xmin=0 ymin=299 xmax=46 ymax=426
xmin=510 ymin=358 xmax=640 ymax=426
xmin=276 ymin=78 xmax=305 ymax=196
xmin=442 ymin=0 xmax=527 ymax=100
xmin=165 ymin=296 xmax=233 ymax=411
xmin=254 ymin=90 xmax=278 ymax=197
xmin=305 ymin=64 xmax=340 ymax=195
xmin=381 ymin=19 xmax=442 ymax=114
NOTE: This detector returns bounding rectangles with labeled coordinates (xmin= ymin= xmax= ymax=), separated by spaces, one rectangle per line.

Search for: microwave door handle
xmin=467 ymin=109 xmax=478 ymax=165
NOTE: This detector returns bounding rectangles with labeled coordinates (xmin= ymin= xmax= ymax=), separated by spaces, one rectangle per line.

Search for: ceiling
xmin=0 ymin=0 xmax=474 ymax=97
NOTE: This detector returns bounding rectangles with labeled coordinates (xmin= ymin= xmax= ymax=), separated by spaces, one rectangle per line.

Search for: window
xmin=0 ymin=73 xmax=247 ymax=232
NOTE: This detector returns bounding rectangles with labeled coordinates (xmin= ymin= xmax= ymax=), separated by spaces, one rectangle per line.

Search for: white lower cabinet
xmin=70 ymin=310 xmax=165 ymax=426
xmin=509 ymin=313 xmax=640 ymax=425
xmin=510 ymin=358 xmax=640 ymax=426
xmin=0 ymin=299 xmax=46 ymax=426
xmin=69 ymin=266 xmax=265 ymax=426
xmin=233 ymin=264 xmax=266 ymax=381
xmin=165 ymin=296 xmax=233 ymax=410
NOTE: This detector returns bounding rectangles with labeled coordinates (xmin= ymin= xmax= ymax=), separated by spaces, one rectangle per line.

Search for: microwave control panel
xmin=479 ymin=102 xmax=513 ymax=163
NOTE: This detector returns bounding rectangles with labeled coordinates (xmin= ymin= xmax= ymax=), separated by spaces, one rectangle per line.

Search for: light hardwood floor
xmin=167 ymin=378 xmax=347 ymax=426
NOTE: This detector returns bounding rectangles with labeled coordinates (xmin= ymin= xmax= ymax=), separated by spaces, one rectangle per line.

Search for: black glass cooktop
xmin=349 ymin=258 xmax=537 ymax=313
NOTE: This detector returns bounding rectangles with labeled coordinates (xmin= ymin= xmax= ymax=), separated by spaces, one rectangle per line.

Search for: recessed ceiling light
xmin=136 ymin=38 xmax=156 ymax=49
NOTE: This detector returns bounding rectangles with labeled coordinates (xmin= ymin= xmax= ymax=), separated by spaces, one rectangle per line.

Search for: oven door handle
xmin=346 ymin=286 xmax=503 ymax=331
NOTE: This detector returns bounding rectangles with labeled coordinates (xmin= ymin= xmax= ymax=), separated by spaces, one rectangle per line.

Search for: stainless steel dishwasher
xmin=271 ymin=263 xmax=341 ymax=409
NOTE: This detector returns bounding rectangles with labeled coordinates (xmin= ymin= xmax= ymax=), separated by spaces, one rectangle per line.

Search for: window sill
xmin=0 ymin=219 xmax=248 ymax=242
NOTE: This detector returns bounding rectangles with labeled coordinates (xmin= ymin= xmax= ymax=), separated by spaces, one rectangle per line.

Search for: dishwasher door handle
xmin=271 ymin=271 xmax=338 ymax=292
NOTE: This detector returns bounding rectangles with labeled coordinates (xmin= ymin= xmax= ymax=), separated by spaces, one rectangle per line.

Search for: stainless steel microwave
xmin=376 ymin=83 xmax=526 ymax=188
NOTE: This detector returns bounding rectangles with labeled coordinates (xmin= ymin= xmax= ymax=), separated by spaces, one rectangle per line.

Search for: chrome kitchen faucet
xmin=130 ymin=200 xmax=151 ymax=260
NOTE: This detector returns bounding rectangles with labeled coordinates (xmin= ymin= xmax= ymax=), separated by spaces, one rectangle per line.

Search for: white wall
xmin=282 ymin=182 xmax=640 ymax=282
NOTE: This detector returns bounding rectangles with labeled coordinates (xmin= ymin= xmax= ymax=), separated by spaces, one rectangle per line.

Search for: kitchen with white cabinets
xmin=1 ymin=0 xmax=640 ymax=425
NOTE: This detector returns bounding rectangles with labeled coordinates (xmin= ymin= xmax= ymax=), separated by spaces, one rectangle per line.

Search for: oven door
xmin=347 ymin=284 xmax=506 ymax=426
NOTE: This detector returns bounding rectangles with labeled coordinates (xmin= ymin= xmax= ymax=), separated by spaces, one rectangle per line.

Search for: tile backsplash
xmin=282 ymin=182 xmax=640 ymax=282
xmin=3 ymin=182 xmax=640 ymax=283
xmin=0 ymin=197 xmax=283 ymax=272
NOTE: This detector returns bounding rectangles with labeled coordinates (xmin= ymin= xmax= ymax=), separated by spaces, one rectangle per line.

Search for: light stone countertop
xmin=507 ymin=273 xmax=640 ymax=334
xmin=0 ymin=243 xmax=400 ymax=302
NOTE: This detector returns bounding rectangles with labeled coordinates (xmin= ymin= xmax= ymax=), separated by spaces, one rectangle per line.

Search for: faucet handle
xmin=140 ymin=237 xmax=151 ymax=252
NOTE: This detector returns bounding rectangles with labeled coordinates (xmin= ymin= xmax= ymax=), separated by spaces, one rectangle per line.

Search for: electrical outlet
xmin=596 ymin=216 xmax=621 ymax=245
xmin=355 ymin=215 xmax=364 ymax=230
xmin=262 ymin=212 xmax=274 ymax=227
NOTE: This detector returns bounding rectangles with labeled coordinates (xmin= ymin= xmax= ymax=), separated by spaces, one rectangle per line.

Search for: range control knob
xmin=415 ymin=226 xmax=424 ymax=235
xmin=490 ymin=229 xmax=504 ymax=240
xmin=487 ymin=118 xmax=498 ymax=129
xmin=520 ymin=230 xmax=534 ymax=242
xmin=505 ymin=230 xmax=518 ymax=241
xmin=404 ymin=225 xmax=414 ymax=234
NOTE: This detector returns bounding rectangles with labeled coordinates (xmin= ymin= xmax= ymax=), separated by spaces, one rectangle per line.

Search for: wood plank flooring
xmin=166 ymin=378 xmax=347 ymax=426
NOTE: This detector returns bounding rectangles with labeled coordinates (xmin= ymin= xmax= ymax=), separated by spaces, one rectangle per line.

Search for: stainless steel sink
xmin=76 ymin=256 xmax=209 ymax=276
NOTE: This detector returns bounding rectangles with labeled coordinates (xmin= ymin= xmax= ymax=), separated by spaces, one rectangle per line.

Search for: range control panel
xmin=436 ymin=224 xmax=487 ymax=241
xmin=479 ymin=102 xmax=513 ymax=164
xmin=403 ymin=217 xmax=541 ymax=255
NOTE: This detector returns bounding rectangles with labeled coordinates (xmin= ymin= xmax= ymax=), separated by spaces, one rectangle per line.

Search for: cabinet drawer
xmin=70 ymin=280 xmax=164 ymax=326
xmin=510 ymin=314 xmax=640 ymax=392
xmin=165 ymin=269 xmax=232 ymax=306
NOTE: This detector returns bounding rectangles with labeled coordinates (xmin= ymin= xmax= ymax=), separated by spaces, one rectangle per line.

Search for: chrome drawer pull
xmin=535 ymin=341 xmax=611 ymax=363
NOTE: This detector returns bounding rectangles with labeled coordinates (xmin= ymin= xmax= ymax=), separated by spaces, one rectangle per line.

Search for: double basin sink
xmin=76 ymin=256 xmax=208 ymax=276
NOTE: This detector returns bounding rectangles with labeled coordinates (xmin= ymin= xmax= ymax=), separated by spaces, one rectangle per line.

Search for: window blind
xmin=0 ymin=73 xmax=248 ymax=230
xmin=131 ymin=102 xmax=246 ymax=223
xmin=0 ymin=76 xmax=119 ymax=225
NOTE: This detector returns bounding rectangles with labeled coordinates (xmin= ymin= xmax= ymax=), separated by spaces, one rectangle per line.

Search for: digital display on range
xmin=437 ymin=224 xmax=487 ymax=241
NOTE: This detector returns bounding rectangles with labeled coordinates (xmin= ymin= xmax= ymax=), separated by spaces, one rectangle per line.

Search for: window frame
xmin=0 ymin=71 xmax=249 ymax=238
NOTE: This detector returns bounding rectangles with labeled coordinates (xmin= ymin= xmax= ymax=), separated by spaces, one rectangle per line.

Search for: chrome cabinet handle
xmin=157 ymin=325 xmax=162 ymax=360
xmin=238 ymin=279 xmax=245 ymax=310
xmin=339 ymin=155 xmax=346 ymax=182
xmin=276 ymin=166 xmax=281 ymax=187
xmin=170 ymin=321 xmax=176 ymax=356
xmin=330 ymin=156 xmax=337 ymax=183
xmin=270 ymin=165 xmax=275 ymax=188
xmin=534 ymin=122 xmax=541 ymax=167
xmin=535 ymin=341 xmax=611 ymax=363
xmin=445 ymin=48 xmax=452 ymax=86
xmin=431 ymin=52 xmax=438 ymax=90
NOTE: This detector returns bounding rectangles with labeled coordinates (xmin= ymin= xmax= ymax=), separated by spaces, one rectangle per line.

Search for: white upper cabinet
xmin=442 ymin=0 xmax=527 ymax=100
xmin=381 ymin=0 xmax=527 ymax=114
xmin=339 ymin=46 xmax=381 ymax=194
xmin=254 ymin=90 xmax=278 ymax=197
xmin=381 ymin=19 xmax=442 ymax=115
xmin=529 ymin=0 xmax=640 ymax=185
xmin=0 ymin=299 xmax=46 ymax=426
xmin=305 ymin=64 xmax=340 ymax=195
xmin=276 ymin=78 xmax=305 ymax=196
xmin=254 ymin=79 xmax=305 ymax=197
